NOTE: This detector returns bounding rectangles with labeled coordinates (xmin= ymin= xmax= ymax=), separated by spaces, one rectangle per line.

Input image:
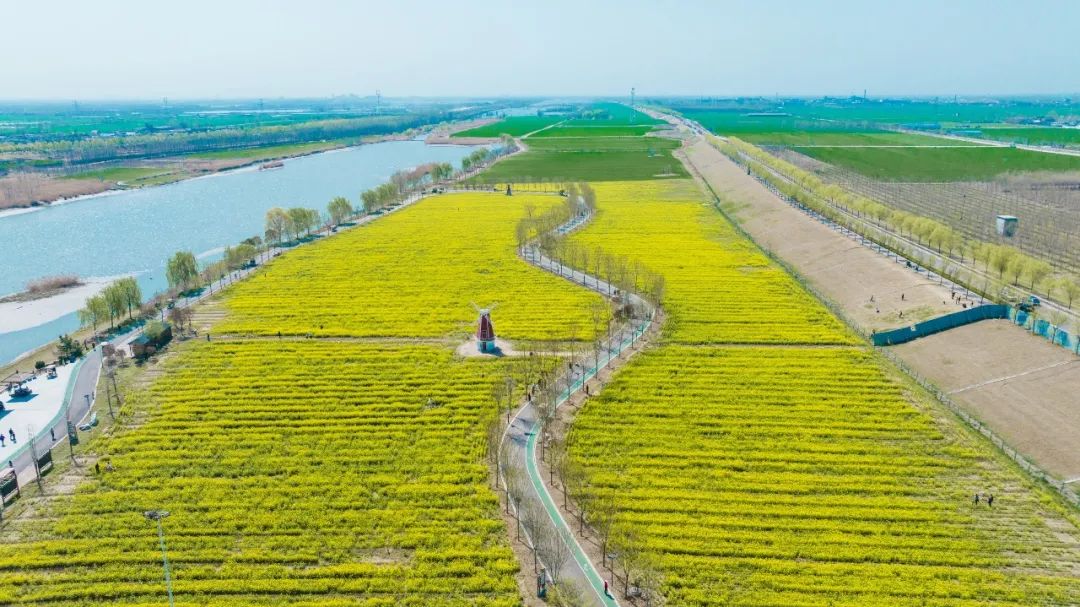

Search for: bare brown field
xmin=896 ymin=320 xmax=1080 ymax=480
xmin=683 ymin=139 xmax=957 ymax=333
xmin=0 ymin=173 xmax=112 ymax=209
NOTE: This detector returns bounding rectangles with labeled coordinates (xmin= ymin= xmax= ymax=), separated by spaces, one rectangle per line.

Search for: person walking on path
xmin=974 ymin=492 xmax=980 ymax=506
xmin=987 ymin=494 xmax=994 ymax=508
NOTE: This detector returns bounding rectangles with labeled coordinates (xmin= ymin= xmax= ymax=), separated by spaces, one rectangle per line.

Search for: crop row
xmin=563 ymin=179 xmax=1080 ymax=605
xmin=569 ymin=180 xmax=856 ymax=345
xmin=215 ymin=192 xmax=605 ymax=341
xmin=568 ymin=344 xmax=1080 ymax=605
xmin=0 ymin=342 xmax=522 ymax=605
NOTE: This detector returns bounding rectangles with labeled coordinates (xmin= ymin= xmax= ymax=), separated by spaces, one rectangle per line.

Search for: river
xmin=0 ymin=140 xmax=478 ymax=365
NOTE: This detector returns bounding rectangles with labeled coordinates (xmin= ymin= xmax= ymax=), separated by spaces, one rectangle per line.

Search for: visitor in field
xmin=974 ymin=492 xmax=980 ymax=506
xmin=988 ymin=494 xmax=994 ymax=508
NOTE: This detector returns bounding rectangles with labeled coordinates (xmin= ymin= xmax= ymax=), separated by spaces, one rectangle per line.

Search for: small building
xmin=131 ymin=322 xmax=173 ymax=359
xmin=477 ymin=309 xmax=496 ymax=353
xmin=996 ymin=215 xmax=1019 ymax=237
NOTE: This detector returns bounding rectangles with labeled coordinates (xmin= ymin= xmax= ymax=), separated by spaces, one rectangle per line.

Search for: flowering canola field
xmin=571 ymin=181 xmax=855 ymax=345
xmin=0 ymin=190 xmax=606 ymax=605
xmin=567 ymin=180 xmax=1080 ymax=606
xmin=216 ymin=192 xmax=604 ymax=340
xmin=0 ymin=342 xmax=522 ymax=606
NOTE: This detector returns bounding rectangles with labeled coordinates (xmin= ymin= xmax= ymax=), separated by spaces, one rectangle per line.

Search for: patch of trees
xmin=461 ymin=137 xmax=516 ymax=173
xmin=166 ymin=251 xmax=201 ymax=293
xmin=264 ymin=207 xmax=321 ymax=244
xmin=56 ymin=334 xmax=84 ymax=363
xmin=516 ymin=183 xmax=666 ymax=305
xmin=78 ymin=277 xmax=143 ymax=333
xmin=327 ymin=196 xmax=354 ymax=226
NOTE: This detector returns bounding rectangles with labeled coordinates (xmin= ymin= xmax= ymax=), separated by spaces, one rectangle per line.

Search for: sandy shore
xmin=0 ymin=277 xmax=120 ymax=334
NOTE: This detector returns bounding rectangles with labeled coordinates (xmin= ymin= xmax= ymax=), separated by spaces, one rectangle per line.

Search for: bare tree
xmin=1049 ymin=310 xmax=1069 ymax=345
xmin=520 ymin=499 xmax=547 ymax=573
xmin=503 ymin=451 xmax=528 ymax=540
xmin=539 ymin=525 xmax=574 ymax=584
xmin=168 ymin=306 xmax=192 ymax=334
xmin=590 ymin=302 xmax=608 ymax=374
xmin=485 ymin=415 xmax=504 ymax=490
xmin=590 ymin=496 xmax=618 ymax=568
xmin=610 ymin=523 xmax=643 ymax=596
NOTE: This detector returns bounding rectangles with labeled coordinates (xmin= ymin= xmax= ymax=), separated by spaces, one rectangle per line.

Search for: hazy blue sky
xmin=2 ymin=0 xmax=1078 ymax=100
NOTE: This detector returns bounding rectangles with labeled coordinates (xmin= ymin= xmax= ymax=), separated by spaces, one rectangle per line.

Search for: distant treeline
xmin=0 ymin=106 xmax=492 ymax=173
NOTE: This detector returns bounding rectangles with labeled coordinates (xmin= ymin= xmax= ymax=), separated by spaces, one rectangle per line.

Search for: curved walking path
xmin=499 ymin=209 xmax=657 ymax=605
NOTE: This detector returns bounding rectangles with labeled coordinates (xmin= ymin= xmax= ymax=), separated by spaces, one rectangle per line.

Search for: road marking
xmin=949 ymin=359 xmax=1077 ymax=394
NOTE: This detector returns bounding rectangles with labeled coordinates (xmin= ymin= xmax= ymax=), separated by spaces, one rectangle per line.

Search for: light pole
xmin=144 ymin=510 xmax=175 ymax=607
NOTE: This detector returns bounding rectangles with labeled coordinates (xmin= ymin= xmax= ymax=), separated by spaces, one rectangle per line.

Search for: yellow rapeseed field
xmin=216 ymin=192 xmax=605 ymax=340
xmin=571 ymin=181 xmax=856 ymax=345
xmin=566 ymin=180 xmax=1080 ymax=606
xmin=0 ymin=342 xmax=523 ymax=605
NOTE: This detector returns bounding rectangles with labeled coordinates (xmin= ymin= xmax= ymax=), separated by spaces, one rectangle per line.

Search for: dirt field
xmin=682 ymin=139 xmax=958 ymax=333
xmin=0 ymin=173 xmax=112 ymax=209
xmin=683 ymin=135 xmax=1080 ymax=485
xmin=896 ymin=320 xmax=1080 ymax=480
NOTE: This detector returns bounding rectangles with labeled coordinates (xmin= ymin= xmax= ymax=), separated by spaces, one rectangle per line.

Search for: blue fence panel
xmin=1010 ymin=308 xmax=1079 ymax=352
xmin=872 ymin=304 xmax=1010 ymax=346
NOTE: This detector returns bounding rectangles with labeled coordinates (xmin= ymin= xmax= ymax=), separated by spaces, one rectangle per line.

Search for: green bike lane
xmin=518 ymin=245 xmax=655 ymax=606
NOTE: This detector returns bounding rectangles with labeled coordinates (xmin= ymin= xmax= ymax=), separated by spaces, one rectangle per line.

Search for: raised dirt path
xmin=680 ymin=137 xmax=960 ymax=333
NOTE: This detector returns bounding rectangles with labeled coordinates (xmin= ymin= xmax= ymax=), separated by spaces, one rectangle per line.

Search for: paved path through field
xmin=498 ymin=210 xmax=656 ymax=606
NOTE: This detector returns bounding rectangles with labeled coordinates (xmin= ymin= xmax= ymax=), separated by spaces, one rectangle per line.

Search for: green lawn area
xmin=975 ymin=127 xmax=1080 ymax=147
xmin=743 ymin=130 xmax=966 ymax=146
xmin=679 ymin=109 xmax=830 ymax=134
xmin=676 ymin=102 xmax=1080 ymax=130
xmin=524 ymin=136 xmax=675 ymax=152
xmin=479 ymin=151 xmax=685 ymax=182
xmin=528 ymin=124 xmax=658 ymax=138
xmin=800 ymin=145 xmax=1080 ymax=181
xmin=452 ymin=116 xmax=563 ymax=138
xmin=480 ymin=136 xmax=685 ymax=182
xmin=472 ymin=105 xmax=679 ymax=181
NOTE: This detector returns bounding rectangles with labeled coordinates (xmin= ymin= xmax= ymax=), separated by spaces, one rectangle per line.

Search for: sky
xmin=1 ymin=0 xmax=1078 ymax=100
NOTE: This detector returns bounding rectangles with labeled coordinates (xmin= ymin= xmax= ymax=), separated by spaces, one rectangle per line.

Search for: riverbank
xmin=0 ymin=277 xmax=119 ymax=334
xmin=0 ymin=132 xmax=419 ymax=212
